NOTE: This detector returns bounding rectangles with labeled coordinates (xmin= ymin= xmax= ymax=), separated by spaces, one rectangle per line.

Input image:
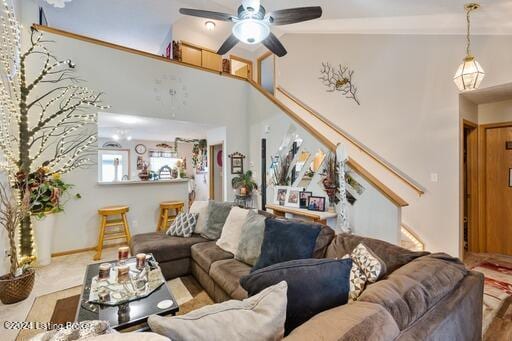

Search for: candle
xmin=136 ymin=253 xmax=146 ymax=270
xmin=240 ymin=187 xmax=247 ymax=196
xmin=118 ymin=246 xmax=129 ymax=262
xmin=98 ymin=263 xmax=111 ymax=280
xmin=117 ymin=264 xmax=130 ymax=283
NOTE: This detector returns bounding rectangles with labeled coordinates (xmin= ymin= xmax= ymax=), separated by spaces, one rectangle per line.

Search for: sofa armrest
xmin=284 ymin=301 xmax=400 ymax=341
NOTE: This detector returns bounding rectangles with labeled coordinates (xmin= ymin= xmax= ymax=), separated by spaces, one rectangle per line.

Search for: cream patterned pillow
xmin=167 ymin=212 xmax=198 ymax=238
xmin=350 ymin=243 xmax=386 ymax=283
xmin=342 ymin=243 xmax=386 ymax=301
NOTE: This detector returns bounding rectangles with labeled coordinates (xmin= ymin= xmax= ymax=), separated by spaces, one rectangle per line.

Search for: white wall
xmin=478 ymin=99 xmax=512 ymax=124
xmin=275 ymin=33 xmax=512 ymax=256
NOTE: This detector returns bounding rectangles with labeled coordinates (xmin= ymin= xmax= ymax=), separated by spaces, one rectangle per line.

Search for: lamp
xmin=453 ymin=3 xmax=485 ymax=91
xmin=232 ymin=19 xmax=270 ymax=44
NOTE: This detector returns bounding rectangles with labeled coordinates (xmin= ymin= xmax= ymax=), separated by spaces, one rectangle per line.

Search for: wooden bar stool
xmin=157 ymin=201 xmax=185 ymax=232
xmin=94 ymin=206 xmax=131 ymax=260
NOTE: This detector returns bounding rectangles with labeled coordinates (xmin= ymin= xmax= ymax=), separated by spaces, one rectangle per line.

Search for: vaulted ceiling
xmin=38 ymin=0 xmax=512 ymax=55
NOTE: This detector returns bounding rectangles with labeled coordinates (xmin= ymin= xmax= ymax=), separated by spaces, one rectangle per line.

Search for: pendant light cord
xmin=466 ymin=6 xmax=474 ymax=57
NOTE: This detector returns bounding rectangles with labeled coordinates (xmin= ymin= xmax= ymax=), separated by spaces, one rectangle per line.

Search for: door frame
xmin=476 ymin=121 xmax=512 ymax=253
xmin=209 ymin=143 xmax=224 ymax=200
xmin=256 ymin=51 xmax=275 ymax=93
xmin=461 ymin=120 xmax=478 ymax=254
xmin=229 ymin=54 xmax=253 ymax=80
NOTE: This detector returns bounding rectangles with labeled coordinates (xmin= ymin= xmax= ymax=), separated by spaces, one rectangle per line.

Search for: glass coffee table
xmin=75 ymin=255 xmax=179 ymax=331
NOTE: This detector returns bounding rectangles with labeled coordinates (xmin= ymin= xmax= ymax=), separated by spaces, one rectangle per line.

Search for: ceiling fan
xmin=179 ymin=0 xmax=322 ymax=57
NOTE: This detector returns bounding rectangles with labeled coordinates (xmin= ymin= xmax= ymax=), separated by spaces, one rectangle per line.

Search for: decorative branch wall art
xmin=319 ymin=62 xmax=360 ymax=105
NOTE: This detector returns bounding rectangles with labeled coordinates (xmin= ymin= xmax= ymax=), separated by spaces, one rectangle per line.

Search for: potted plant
xmin=232 ymin=170 xmax=258 ymax=196
xmin=0 ymin=183 xmax=35 ymax=304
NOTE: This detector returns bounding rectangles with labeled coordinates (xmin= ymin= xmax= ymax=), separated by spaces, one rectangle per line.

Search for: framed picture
xmin=509 ymin=168 xmax=512 ymax=187
xmin=299 ymin=191 xmax=312 ymax=209
xmin=285 ymin=187 xmax=303 ymax=208
xmin=308 ymin=196 xmax=326 ymax=212
xmin=229 ymin=152 xmax=245 ymax=175
xmin=274 ymin=186 xmax=288 ymax=206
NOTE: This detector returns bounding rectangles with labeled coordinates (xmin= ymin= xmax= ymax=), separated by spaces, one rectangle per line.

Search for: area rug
xmin=17 ymin=276 xmax=213 ymax=341
xmin=471 ymin=259 xmax=512 ymax=340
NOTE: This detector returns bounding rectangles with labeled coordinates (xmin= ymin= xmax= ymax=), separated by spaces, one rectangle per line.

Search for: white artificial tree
xmin=0 ymin=0 xmax=108 ymax=262
xmin=336 ymin=144 xmax=351 ymax=233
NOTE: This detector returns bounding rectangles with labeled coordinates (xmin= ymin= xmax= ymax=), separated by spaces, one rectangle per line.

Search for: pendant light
xmin=453 ymin=3 xmax=485 ymax=91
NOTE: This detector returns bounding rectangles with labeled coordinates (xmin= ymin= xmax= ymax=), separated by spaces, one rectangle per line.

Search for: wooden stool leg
xmin=121 ymin=213 xmax=131 ymax=242
xmin=161 ymin=209 xmax=169 ymax=231
xmin=157 ymin=209 xmax=163 ymax=232
xmin=94 ymin=216 xmax=106 ymax=261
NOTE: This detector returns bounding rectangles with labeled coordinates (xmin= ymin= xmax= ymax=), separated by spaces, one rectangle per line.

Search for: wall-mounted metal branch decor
xmin=319 ymin=62 xmax=360 ymax=105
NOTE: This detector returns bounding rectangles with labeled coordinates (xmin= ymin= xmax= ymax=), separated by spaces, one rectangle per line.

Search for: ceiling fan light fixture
xmin=232 ymin=19 xmax=269 ymax=44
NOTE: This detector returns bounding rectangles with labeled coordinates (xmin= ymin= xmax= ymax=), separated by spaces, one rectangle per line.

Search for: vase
xmin=0 ymin=269 xmax=35 ymax=304
xmin=33 ymin=213 xmax=57 ymax=266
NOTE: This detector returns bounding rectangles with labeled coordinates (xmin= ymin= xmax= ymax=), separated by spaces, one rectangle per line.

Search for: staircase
xmin=32 ymin=24 xmax=426 ymax=251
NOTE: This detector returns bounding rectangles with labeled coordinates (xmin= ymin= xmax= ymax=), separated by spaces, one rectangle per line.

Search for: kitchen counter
xmin=97 ymin=179 xmax=189 ymax=186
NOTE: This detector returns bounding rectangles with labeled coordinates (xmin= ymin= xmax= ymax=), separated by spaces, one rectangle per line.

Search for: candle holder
xmin=136 ymin=253 xmax=146 ymax=270
xmin=98 ymin=263 xmax=111 ymax=280
xmin=117 ymin=264 xmax=130 ymax=283
xmin=118 ymin=246 xmax=130 ymax=264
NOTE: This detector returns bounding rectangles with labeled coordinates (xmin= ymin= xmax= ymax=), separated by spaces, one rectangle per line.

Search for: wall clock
xmin=154 ymin=74 xmax=189 ymax=119
xmin=135 ymin=144 xmax=147 ymax=155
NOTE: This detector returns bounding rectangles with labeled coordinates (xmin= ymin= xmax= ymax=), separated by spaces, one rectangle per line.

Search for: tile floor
xmin=0 ymin=247 xmax=119 ymax=341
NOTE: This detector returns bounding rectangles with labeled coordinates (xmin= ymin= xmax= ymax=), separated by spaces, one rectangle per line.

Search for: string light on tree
xmin=0 ymin=1 xmax=109 ymax=261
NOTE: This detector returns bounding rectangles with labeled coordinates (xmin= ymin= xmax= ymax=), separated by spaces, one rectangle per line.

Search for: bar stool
xmin=157 ymin=201 xmax=185 ymax=232
xmin=94 ymin=206 xmax=131 ymax=260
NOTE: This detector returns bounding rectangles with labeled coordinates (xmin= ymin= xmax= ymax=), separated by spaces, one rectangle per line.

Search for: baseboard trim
xmin=51 ymin=242 xmax=127 ymax=258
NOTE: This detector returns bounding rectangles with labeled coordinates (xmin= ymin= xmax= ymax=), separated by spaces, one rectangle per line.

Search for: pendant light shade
xmin=454 ymin=55 xmax=485 ymax=91
xmin=453 ymin=3 xmax=484 ymax=91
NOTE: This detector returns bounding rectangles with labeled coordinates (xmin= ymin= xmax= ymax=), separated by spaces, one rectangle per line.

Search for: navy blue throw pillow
xmin=251 ymin=218 xmax=321 ymax=272
xmin=240 ymin=258 xmax=352 ymax=335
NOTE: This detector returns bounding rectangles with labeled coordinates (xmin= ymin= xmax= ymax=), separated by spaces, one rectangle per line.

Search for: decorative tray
xmin=88 ymin=261 xmax=164 ymax=306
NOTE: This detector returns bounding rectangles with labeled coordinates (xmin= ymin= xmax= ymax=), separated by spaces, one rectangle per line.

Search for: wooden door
xmin=202 ymin=50 xmax=221 ymax=72
xmin=180 ymin=44 xmax=202 ymax=67
xmin=485 ymin=126 xmax=512 ymax=254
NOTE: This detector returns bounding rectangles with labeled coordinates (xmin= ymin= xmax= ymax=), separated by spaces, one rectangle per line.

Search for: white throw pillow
xmin=189 ymin=200 xmax=209 ymax=234
xmin=216 ymin=207 xmax=250 ymax=254
xmin=148 ymin=281 xmax=287 ymax=341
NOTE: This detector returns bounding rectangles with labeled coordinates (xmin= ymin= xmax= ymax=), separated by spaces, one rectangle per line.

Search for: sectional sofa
xmin=130 ymin=214 xmax=484 ymax=340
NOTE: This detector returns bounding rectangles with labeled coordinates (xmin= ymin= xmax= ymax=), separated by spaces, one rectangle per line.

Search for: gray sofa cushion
xmin=235 ymin=210 xmax=266 ymax=266
xmin=284 ymin=301 xmax=400 ymax=341
xmin=326 ymin=233 xmax=429 ymax=275
xmin=209 ymin=259 xmax=251 ymax=300
xmin=358 ymin=253 xmax=468 ymax=330
xmin=201 ymin=201 xmax=234 ymax=240
xmin=129 ymin=232 xmax=207 ymax=263
xmin=191 ymin=241 xmax=234 ymax=272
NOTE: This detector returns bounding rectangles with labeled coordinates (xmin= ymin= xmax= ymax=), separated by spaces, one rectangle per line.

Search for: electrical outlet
xmin=430 ymin=173 xmax=439 ymax=183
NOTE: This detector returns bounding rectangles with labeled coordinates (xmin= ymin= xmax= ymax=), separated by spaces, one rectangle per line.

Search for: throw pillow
xmin=216 ymin=207 xmax=250 ymax=254
xmin=251 ymin=218 xmax=321 ymax=272
xmin=240 ymin=258 xmax=352 ymax=335
xmin=201 ymin=201 xmax=234 ymax=240
xmin=148 ymin=281 xmax=288 ymax=341
xmin=167 ymin=212 xmax=198 ymax=238
xmin=342 ymin=254 xmax=368 ymax=301
xmin=342 ymin=243 xmax=386 ymax=301
xmin=189 ymin=200 xmax=209 ymax=234
xmin=235 ymin=210 xmax=266 ymax=266
xmin=351 ymin=243 xmax=386 ymax=283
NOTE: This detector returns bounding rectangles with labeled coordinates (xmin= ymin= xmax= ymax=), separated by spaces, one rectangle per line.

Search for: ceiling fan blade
xmin=262 ymin=32 xmax=287 ymax=57
xmin=179 ymin=8 xmax=235 ymax=22
xmin=268 ymin=6 xmax=322 ymax=25
xmin=217 ymin=34 xmax=240 ymax=55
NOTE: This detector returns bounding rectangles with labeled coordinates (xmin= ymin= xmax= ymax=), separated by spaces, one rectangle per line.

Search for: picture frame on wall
xmin=274 ymin=186 xmax=288 ymax=206
xmin=229 ymin=152 xmax=245 ymax=175
xmin=285 ymin=187 xmax=303 ymax=208
xmin=299 ymin=191 xmax=313 ymax=209
xmin=509 ymin=168 xmax=512 ymax=187
xmin=308 ymin=196 xmax=326 ymax=212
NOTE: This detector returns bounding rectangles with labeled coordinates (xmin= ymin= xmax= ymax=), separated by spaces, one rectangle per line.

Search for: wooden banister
xmin=276 ymin=86 xmax=425 ymax=196
xmin=32 ymin=24 xmax=409 ymax=207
